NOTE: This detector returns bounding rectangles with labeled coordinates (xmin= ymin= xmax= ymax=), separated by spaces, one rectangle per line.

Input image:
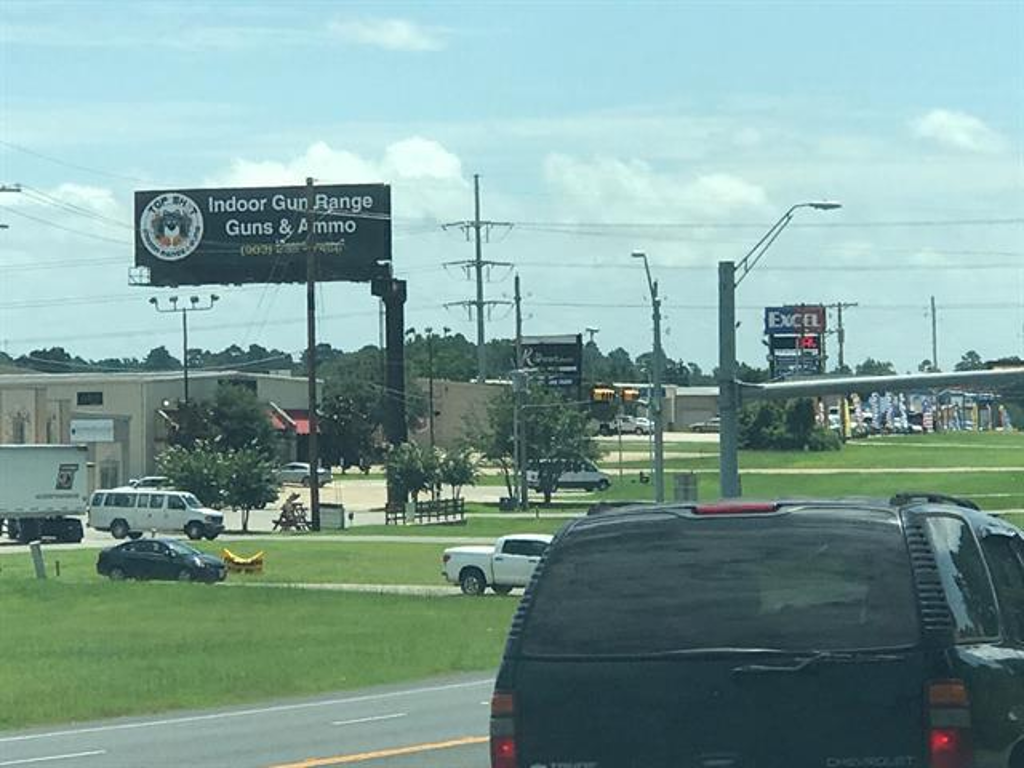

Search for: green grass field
xmin=0 ymin=540 xmax=463 ymax=586
xmin=0 ymin=582 xmax=516 ymax=730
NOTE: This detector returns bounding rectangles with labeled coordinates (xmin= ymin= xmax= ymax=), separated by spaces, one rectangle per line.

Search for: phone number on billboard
xmin=240 ymin=242 xmax=346 ymax=257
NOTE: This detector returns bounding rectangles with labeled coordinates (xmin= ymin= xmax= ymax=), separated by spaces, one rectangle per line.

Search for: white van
xmin=87 ymin=489 xmax=224 ymax=541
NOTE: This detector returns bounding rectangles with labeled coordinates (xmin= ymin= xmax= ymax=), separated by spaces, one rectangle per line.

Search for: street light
xmin=632 ymin=251 xmax=665 ymax=503
xmin=150 ymin=294 xmax=220 ymax=403
xmin=718 ymin=201 xmax=842 ymax=498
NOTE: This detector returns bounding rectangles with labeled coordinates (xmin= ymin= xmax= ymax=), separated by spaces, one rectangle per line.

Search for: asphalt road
xmin=0 ymin=674 xmax=494 ymax=768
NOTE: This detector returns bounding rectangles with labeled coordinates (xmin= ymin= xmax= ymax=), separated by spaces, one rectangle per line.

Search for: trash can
xmin=319 ymin=502 xmax=346 ymax=530
xmin=673 ymin=472 xmax=698 ymax=502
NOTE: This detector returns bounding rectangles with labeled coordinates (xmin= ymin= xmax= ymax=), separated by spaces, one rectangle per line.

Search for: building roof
xmin=0 ymin=370 xmax=311 ymax=387
xmin=676 ymin=386 xmax=719 ymax=397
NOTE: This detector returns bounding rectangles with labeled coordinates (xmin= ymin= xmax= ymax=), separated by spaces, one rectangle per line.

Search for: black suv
xmin=491 ymin=495 xmax=1024 ymax=768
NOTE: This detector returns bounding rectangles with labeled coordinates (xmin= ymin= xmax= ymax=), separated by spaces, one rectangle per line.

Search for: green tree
xmin=855 ymin=358 xmax=897 ymax=376
xmin=221 ymin=448 xmax=280 ymax=533
xmin=140 ymin=346 xmax=180 ymax=371
xmin=157 ymin=441 xmax=228 ymax=509
xmin=954 ymin=350 xmax=986 ymax=371
xmin=319 ymin=390 xmax=380 ymax=471
xmin=385 ymin=442 xmax=433 ymax=503
xmin=472 ymin=386 xmax=602 ymax=505
xmin=739 ymin=398 xmax=839 ymax=452
xmin=16 ymin=347 xmax=85 ymax=373
xmin=606 ymin=348 xmax=639 ymax=381
xmin=210 ymin=383 xmax=279 ymax=458
xmin=439 ymin=448 xmax=478 ymax=500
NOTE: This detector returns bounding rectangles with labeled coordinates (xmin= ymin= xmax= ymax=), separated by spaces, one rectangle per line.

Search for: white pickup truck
xmin=442 ymin=534 xmax=553 ymax=595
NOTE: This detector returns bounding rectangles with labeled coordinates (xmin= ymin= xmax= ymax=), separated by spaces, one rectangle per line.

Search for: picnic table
xmin=272 ymin=500 xmax=312 ymax=531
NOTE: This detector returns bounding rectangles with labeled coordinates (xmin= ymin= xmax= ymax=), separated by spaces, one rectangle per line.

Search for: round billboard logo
xmin=140 ymin=192 xmax=204 ymax=262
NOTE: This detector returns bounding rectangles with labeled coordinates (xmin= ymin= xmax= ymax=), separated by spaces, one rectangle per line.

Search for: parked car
xmin=598 ymin=415 xmax=652 ymax=435
xmin=489 ymin=494 xmax=1024 ymax=768
xmin=689 ymin=415 xmax=720 ymax=433
xmin=275 ymin=461 xmax=332 ymax=487
xmin=442 ymin=534 xmax=552 ymax=595
xmin=87 ymin=488 xmax=224 ymax=540
xmin=97 ymin=538 xmax=226 ymax=583
xmin=525 ymin=459 xmax=611 ymax=492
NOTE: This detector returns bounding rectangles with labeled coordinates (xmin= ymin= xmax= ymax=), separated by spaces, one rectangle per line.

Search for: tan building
xmin=410 ymin=378 xmax=506 ymax=450
xmin=0 ymin=370 xmax=311 ymax=487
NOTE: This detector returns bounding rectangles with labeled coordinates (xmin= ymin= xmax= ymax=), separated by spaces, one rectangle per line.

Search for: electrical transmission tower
xmin=443 ymin=174 xmax=512 ymax=382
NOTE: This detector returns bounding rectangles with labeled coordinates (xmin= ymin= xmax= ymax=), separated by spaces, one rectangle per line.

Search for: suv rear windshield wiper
xmin=731 ymin=648 xmax=914 ymax=675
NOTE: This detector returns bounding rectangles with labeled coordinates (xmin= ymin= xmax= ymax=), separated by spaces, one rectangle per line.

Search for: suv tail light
xmin=927 ymin=680 xmax=973 ymax=768
xmin=443 ymin=553 xmax=451 ymax=564
xmin=694 ymin=502 xmax=779 ymax=515
xmin=490 ymin=691 xmax=517 ymax=768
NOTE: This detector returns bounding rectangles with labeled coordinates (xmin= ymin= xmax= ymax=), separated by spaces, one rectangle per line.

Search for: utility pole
xmin=305 ymin=177 xmax=321 ymax=531
xmin=930 ymin=295 xmax=939 ymax=370
xmin=513 ymin=274 xmax=528 ymax=509
xmin=443 ymin=174 xmax=512 ymax=383
xmin=632 ymin=252 xmax=664 ymax=503
xmin=825 ymin=302 xmax=858 ymax=371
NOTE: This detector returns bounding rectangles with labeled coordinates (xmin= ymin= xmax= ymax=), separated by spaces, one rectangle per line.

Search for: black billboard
xmin=521 ymin=334 xmax=583 ymax=393
xmin=134 ymin=184 xmax=391 ymax=286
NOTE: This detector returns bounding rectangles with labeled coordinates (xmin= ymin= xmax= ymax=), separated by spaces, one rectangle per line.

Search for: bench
xmin=412 ymin=497 xmax=466 ymax=525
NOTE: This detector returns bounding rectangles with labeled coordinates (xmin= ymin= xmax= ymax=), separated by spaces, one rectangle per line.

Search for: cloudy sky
xmin=1 ymin=1 xmax=1022 ymax=374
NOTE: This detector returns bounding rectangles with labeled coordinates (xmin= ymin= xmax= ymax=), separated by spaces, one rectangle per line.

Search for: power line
xmin=0 ymin=140 xmax=149 ymax=183
xmin=20 ymin=185 xmax=134 ymax=230
xmin=0 ymin=205 xmax=133 ymax=245
xmin=512 ymin=216 xmax=1024 ymax=230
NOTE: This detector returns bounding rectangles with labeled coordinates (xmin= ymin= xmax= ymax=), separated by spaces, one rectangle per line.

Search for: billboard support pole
xmin=373 ymin=277 xmax=408 ymax=510
xmin=305 ymin=177 xmax=321 ymax=531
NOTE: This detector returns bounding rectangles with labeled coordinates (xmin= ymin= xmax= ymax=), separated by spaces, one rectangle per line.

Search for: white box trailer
xmin=0 ymin=444 xmax=89 ymax=543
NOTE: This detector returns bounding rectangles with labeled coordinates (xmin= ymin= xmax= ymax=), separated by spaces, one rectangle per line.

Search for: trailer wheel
xmin=110 ymin=519 xmax=130 ymax=539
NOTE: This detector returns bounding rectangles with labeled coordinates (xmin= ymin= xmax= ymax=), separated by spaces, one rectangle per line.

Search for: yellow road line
xmin=266 ymin=736 xmax=488 ymax=767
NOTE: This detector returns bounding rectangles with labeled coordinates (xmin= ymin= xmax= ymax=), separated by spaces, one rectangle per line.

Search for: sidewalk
xmin=221 ymin=581 xmax=463 ymax=597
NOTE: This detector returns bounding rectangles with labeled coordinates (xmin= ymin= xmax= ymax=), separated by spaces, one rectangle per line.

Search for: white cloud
xmin=207 ymin=138 xmax=468 ymax=221
xmin=911 ymin=109 xmax=1006 ymax=154
xmin=543 ymin=154 xmax=769 ymax=223
xmin=328 ymin=18 xmax=446 ymax=52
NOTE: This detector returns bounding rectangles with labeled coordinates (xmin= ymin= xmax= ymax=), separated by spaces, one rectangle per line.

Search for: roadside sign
xmin=134 ymin=184 xmax=391 ymax=286
xmin=764 ymin=305 xmax=827 ymax=336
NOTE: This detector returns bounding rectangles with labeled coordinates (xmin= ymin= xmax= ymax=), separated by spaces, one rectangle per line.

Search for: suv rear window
xmin=522 ymin=509 xmax=919 ymax=656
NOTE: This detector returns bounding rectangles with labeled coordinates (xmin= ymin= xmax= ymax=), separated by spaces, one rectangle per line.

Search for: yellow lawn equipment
xmin=221 ymin=548 xmax=265 ymax=574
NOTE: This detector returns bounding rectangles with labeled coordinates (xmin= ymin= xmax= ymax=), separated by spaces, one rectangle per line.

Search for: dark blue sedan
xmin=97 ymin=538 xmax=226 ymax=583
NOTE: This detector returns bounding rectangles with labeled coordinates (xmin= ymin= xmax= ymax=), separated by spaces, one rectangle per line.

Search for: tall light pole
xmin=149 ymin=294 xmax=219 ymax=403
xmin=718 ymin=201 xmax=841 ymax=498
xmin=632 ymin=251 xmax=665 ymax=503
